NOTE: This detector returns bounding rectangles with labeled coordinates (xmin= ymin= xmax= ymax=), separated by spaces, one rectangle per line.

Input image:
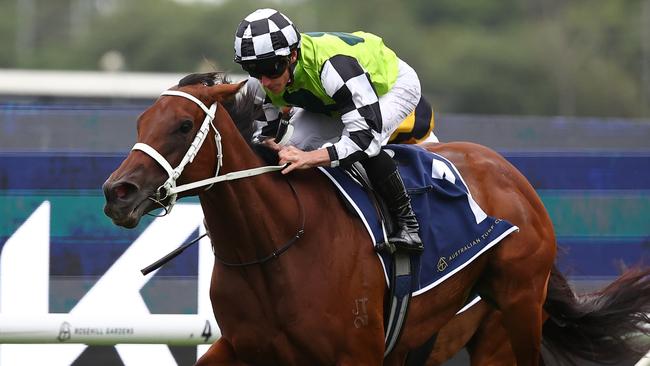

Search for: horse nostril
xmin=105 ymin=181 xmax=139 ymax=203
xmin=114 ymin=184 xmax=129 ymax=199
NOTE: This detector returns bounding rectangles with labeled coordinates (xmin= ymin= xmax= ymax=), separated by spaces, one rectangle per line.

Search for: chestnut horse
xmin=103 ymin=73 xmax=650 ymax=365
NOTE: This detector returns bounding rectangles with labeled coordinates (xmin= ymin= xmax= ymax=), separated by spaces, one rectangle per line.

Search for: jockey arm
xmin=320 ymin=55 xmax=383 ymax=168
xmin=279 ymin=55 xmax=383 ymax=173
xmin=246 ymin=79 xmax=283 ymax=144
xmin=244 ymin=79 xmax=326 ymax=173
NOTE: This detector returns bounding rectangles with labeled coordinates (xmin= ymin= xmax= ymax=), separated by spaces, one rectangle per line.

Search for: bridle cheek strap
xmin=131 ymin=90 xmax=219 ymax=211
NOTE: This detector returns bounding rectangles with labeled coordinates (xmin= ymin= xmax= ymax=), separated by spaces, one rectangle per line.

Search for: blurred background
xmin=2 ymin=0 xmax=650 ymax=117
xmin=0 ymin=0 xmax=649 ymax=365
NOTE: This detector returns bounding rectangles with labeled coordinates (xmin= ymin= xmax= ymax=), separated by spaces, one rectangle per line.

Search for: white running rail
xmin=0 ymin=314 xmax=219 ymax=345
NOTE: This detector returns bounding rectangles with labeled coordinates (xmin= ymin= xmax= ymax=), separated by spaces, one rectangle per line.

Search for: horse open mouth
xmin=110 ymin=213 xmax=140 ymax=229
xmin=104 ymin=194 xmax=158 ymax=229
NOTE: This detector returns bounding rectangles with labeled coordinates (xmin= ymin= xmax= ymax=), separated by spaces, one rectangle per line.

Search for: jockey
xmin=234 ymin=8 xmax=431 ymax=253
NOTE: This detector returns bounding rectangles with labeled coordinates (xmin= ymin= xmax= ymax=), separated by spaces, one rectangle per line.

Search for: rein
xmin=214 ymin=178 xmax=305 ymax=267
xmin=141 ymin=176 xmax=304 ymax=273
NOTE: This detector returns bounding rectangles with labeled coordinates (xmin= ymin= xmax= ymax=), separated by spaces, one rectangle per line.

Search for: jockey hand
xmin=278 ymin=146 xmax=330 ymax=174
xmin=261 ymin=138 xmax=283 ymax=152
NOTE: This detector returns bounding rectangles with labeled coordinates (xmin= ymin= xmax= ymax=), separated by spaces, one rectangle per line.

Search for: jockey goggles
xmin=240 ymin=56 xmax=290 ymax=79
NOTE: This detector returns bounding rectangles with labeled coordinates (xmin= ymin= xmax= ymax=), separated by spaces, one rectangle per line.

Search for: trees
xmin=399 ymin=0 xmax=648 ymax=117
xmin=2 ymin=0 xmax=647 ymax=118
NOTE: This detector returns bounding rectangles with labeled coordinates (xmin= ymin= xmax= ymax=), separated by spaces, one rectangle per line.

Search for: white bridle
xmin=132 ymin=89 xmax=285 ymax=213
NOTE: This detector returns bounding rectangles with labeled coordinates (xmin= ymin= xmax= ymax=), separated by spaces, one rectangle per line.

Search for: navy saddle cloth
xmin=319 ymin=144 xmax=519 ymax=296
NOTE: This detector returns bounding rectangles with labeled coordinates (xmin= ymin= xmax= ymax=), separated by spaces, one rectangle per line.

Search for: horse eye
xmin=179 ymin=120 xmax=193 ymax=134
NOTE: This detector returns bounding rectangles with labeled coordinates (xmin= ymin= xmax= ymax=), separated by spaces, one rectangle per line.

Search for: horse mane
xmin=177 ymin=72 xmax=260 ymax=143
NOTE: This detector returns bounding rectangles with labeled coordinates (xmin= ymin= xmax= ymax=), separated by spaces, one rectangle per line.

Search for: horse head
xmin=103 ymin=72 xmax=254 ymax=228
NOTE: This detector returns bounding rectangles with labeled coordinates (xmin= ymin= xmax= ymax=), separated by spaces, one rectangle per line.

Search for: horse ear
xmin=215 ymin=80 xmax=248 ymax=102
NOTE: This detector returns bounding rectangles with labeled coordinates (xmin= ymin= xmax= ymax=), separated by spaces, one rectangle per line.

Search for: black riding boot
xmin=375 ymin=169 xmax=424 ymax=253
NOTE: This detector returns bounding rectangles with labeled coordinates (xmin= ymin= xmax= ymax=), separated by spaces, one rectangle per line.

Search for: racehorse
xmin=103 ymin=72 xmax=650 ymax=365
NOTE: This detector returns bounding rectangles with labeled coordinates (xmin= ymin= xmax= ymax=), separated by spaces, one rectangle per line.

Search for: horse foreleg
xmin=195 ymin=338 xmax=246 ymax=366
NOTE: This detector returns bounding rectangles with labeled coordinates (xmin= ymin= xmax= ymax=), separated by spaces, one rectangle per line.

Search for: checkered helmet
xmin=234 ymin=8 xmax=301 ymax=63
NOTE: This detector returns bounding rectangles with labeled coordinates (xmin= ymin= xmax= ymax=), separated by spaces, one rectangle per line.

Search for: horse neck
xmin=198 ymin=107 xmax=300 ymax=270
xmin=198 ymin=175 xmax=301 ymax=273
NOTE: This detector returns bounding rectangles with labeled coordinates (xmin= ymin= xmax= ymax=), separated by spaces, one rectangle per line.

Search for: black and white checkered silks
xmin=245 ymin=56 xmax=421 ymax=167
xmin=239 ymin=79 xmax=282 ymax=143
xmin=321 ymin=55 xmax=384 ymax=167
xmin=234 ymin=9 xmax=300 ymax=62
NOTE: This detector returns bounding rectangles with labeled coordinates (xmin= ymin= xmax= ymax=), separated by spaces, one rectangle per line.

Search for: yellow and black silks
xmin=388 ymin=96 xmax=435 ymax=144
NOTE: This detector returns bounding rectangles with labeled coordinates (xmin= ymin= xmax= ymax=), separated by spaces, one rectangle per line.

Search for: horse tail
xmin=541 ymin=265 xmax=650 ymax=364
